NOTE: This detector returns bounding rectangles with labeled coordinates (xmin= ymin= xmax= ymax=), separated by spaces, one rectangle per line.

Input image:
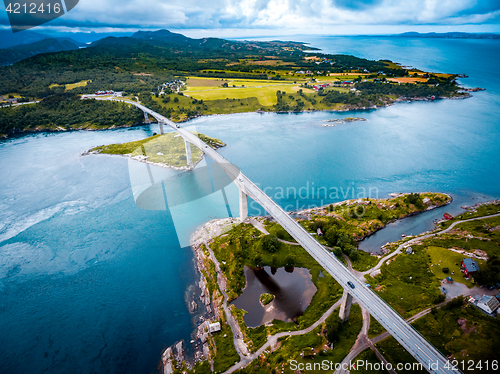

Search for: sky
xmin=1 ymin=0 xmax=500 ymax=37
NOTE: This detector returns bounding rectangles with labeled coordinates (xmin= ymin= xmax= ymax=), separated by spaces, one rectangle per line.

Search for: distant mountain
xmin=131 ymin=29 xmax=192 ymax=44
xmin=0 ymin=38 xmax=80 ymax=66
xmin=0 ymin=30 xmax=50 ymax=49
xmin=91 ymin=29 xmax=312 ymax=57
xmin=397 ymin=32 xmax=500 ymax=39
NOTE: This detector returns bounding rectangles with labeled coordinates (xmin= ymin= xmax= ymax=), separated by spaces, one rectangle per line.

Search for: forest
xmin=0 ymin=93 xmax=143 ymax=135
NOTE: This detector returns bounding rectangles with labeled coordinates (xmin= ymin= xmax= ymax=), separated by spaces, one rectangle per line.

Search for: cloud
xmin=1 ymin=0 xmax=499 ymax=33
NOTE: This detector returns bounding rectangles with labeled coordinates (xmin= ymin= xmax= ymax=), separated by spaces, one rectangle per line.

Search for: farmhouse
xmin=462 ymin=258 xmax=480 ymax=277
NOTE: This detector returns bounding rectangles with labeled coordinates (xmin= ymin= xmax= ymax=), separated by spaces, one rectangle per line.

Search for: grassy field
xmin=89 ymin=132 xmax=224 ymax=168
xmin=185 ymin=79 xmax=306 ymax=106
xmin=152 ymin=94 xmax=262 ymax=121
xmin=212 ymin=319 xmax=240 ymax=372
xmin=366 ymin=247 xmax=442 ymax=318
xmin=426 ymin=246 xmax=484 ymax=287
xmin=351 ymin=250 xmax=380 ymax=272
xmin=276 ymin=305 xmax=364 ymax=374
xmin=49 ymin=80 xmax=91 ymax=91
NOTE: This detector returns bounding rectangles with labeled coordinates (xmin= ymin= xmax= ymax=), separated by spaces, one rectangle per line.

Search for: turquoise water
xmin=1 ymin=37 xmax=500 ymax=373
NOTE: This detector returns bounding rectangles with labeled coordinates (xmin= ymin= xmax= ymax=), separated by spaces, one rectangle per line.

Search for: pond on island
xmin=231 ymin=266 xmax=317 ymax=327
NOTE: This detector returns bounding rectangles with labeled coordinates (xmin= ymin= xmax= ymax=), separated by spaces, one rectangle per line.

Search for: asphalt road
xmin=100 ymin=98 xmax=461 ymax=374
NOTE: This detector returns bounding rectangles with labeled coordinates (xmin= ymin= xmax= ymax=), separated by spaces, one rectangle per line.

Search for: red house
xmin=462 ymin=258 xmax=480 ymax=277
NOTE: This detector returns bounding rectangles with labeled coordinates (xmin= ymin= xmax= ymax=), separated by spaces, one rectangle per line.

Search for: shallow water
xmin=1 ymin=36 xmax=500 ymax=373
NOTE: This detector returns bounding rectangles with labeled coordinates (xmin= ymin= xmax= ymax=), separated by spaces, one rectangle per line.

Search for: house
xmin=476 ymin=295 xmax=500 ymax=315
xmin=209 ymin=322 xmax=221 ymax=333
xmin=406 ymin=247 xmax=413 ymax=254
xmin=462 ymin=258 xmax=480 ymax=277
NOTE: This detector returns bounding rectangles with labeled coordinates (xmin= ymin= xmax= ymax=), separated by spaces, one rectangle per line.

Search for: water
xmin=1 ymin=36 xmax=500 ymax=373
xmin=231 ymin=266 xmax=316 ymax=327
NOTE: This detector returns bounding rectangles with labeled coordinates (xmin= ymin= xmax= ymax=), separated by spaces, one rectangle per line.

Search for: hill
xmin=0 ymin=38 xmax=81 ymax=66
xmin=397 ymin=32 xmax=500 ymax=39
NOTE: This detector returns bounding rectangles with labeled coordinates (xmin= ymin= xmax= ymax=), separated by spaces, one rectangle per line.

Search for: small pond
xmin=231 ymin=266 xmax=317 ymax=327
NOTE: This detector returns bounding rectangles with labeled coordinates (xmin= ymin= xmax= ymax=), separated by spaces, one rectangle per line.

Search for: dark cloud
xmin=1 ymin=0 xmax=499 ymax=34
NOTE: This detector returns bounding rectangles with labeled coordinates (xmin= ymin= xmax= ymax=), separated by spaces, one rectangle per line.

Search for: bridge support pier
xmin=143 ymin=111 xmax=150 ymax=124
xmin=184 ymin=140 xmax=193 ymax=166
xmin=239 ymin=186 xmax=248 ymax=221
xmin=158 ymin=120 xmax=164 ymax=135
xmin=339 ymin=289 xmax=353 ymax=322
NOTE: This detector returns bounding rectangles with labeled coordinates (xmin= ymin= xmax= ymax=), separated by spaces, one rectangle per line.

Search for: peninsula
xmin=0 ymin=29 xmax=479 ymax=138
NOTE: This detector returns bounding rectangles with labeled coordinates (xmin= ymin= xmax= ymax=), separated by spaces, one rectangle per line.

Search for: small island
xmin=323 ymin=117 xmax=366 ymax=127
xmin=85 ymin=132 xmax=225 ymax=170
xmin=259 ymin=293 xmax=275 ymax=306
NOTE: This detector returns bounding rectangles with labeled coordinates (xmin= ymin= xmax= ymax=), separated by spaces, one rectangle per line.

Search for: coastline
xmin=1 ymin=91 xmax=476 ymax=140
xmin=81 ymin=149 xmax=205 ymax=171
xmin=158 ymin=192 xmax=453 ymax=373
xmin=0 ymin=121 xmax=150 ymax=140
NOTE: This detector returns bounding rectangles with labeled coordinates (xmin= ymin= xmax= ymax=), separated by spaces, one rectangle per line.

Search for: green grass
xmin=153 ymin=93 xmax=262 ymax=121
xmin=274 ymin=305 xmax=364 ymax=374
xmin=426 ymin=246 xmax=484 ymax=287
xmin=212 ymin=321 xmax=240 ymax=373
xmin=265 ymin=221 xmax=297 ymax=242
xmin=89 ymin=132 xmax=224 ymax=168
xmin=49 ymin=80 xmax=91 ymax=91
xmin=351 ymin=250 xmax=380 ymax=272
xmin=366 ymin=247 xmax=442 ymax=318
xmin=90 ymin=134 xmax=161 ymax=154
xmin=185 ymin=81 xmax=300 ymax=106
xmin=260 ymin=293 xmax=275 ymax=306
xmin=368 ymin=318 xmax=386 ymax=339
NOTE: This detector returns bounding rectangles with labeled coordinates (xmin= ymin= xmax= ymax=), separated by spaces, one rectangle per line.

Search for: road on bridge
xmin=97 ymin=97 xmax=460 ymax=374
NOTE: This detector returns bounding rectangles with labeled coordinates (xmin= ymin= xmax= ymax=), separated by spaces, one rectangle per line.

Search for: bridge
xmin=98 ymin=97 xmax=459 ymax=374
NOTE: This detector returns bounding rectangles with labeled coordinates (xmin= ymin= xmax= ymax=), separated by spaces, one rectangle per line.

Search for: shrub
xmin=261 ymin=235 xmax=280 ymax=253
xmin=434 ymin=294 xmax=446 ymax=304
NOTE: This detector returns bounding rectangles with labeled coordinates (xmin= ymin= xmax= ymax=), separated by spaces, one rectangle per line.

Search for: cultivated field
xmin=184 ymin=77 xmax=313 ymax=106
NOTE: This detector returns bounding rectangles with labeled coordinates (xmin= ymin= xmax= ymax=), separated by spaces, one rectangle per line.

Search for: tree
xmin=254 ymin=254 xmax=262 ymax=267
xmin=331 ymin=246 xmax=342 ymax=257
xmin=261 ymin=235 xmax=280 ymax=253
xmin=325 ymin=227 xmax=339 ymax=247
xmin=325 ymin=314 xmax=342 ymax=343
xmin=337 ymin=232 xmax=355 ymax=250
xmin=285 ymin=254 xmax=296 ymax=267
xmin=347 ymin=246 xmax=359 ymax=261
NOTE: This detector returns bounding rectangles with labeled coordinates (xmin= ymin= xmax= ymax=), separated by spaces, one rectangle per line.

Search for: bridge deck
xmin=100 ymin=98 xmax=459 ymax=374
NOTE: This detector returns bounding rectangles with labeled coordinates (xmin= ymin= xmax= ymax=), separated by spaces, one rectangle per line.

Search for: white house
xmin=209 ymin=322 xmax=221 ymax=333
xmin=476 ymin=295 xmax=500 ymax=315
